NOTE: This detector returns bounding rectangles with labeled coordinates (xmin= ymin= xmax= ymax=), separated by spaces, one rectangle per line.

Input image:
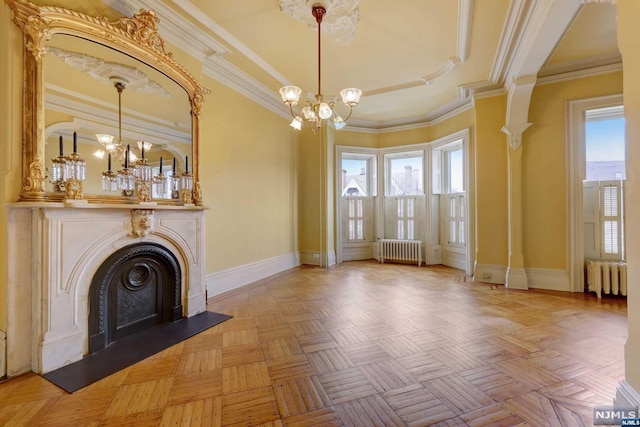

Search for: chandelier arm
xmin=287 ymin=102 xmax=297 ymax=119
xmin=342 ymin=105 xmax=354 ymax=122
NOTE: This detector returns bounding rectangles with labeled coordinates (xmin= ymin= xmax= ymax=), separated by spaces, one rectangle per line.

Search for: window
xmin=583 ymin=106 xmax=625 ymax=260
xmin=432 ymin=139 xmax=464 ymax=194
xmin=383 ymin=151 xmax=424 ymax=241
xmin=341 ymin=157 xmax=372 ymax=197
xmin=585 ymin=108 xmax=625 ymax=181
xmin=386 ymin=153 xmax=424 ymax=196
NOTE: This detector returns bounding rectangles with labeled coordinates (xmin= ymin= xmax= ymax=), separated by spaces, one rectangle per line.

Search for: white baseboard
xmin=327 ymin=250 xmax=337 ymax=267
xmin=526 ymin=268 xmax=570 ymax=291
xmin=615 ymin=380 xmax=640 ymax=408
xmin=206 ymin=252 xmax=300 ymax=298
xmin=506 ymin=267 xmax=529 ymax=290
xmin=473 ymin=263 xmax=507 ymax=284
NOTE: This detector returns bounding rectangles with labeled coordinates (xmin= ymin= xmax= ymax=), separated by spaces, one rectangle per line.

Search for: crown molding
xmin=537 ymin=62 xmax=622 ymax=85
xmin=45 ymin=84 xmax=191 ymax=145
xmin=538 ymin=51 xmax=621 ymax=78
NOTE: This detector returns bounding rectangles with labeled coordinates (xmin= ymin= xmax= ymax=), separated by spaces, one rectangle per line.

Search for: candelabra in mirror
xmin=135 ymin=157 xmax=152 ymax=203
xmin=50 ymin=135 xmax=67 ymax=193
xmin=118 ymin=145 xmax=136 ymax=197
xmin=101 ymin=153 xmax=118 ymax=192
xmin=153 ymin=156 xmax=167 ymax=198
xmin=50 ymin=132 xmax=86 ymax=200
xmin=180 ymin=156 xmax=193 ymax=205
xmin=170 ymin=158 xmax=180 ymax=199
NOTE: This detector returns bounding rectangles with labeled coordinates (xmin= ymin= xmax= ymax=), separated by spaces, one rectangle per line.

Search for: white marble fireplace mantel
xmin=5 ymin=202 xmax=207 ymax=376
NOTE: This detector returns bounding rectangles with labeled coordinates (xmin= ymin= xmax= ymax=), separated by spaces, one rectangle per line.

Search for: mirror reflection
xmin=43 ymin=34 xmax=192 ymax=200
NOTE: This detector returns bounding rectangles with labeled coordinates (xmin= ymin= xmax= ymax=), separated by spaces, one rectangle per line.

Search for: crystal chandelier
xmin=94 ymin=77 xmax=150 ymax=163
xmin=279 ymin=3 xmax=361 ymax=132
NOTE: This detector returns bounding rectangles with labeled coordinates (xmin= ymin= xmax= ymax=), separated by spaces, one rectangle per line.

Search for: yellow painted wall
xmin=430 ymin=109 xmax=475 ymax=142
xmin=617 ymin=0 xmax=640 ymax=395
xmin=297 ymin=128 xmax=324 ymax=257
xmin=333 ymin=129 xmax=378 ymax=148
xmin=524 ymin=72 xmax=622 ymax=269
xmin=474 ymin=95 xmax=508 ymax=266
xmin=199 ymin=78 xmax=299 ymax=273
xmin=0 ymin=0 xmax=24 ymax=334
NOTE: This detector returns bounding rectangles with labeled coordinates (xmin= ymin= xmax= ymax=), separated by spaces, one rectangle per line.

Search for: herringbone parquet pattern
xmin=0 ymin=261 xmax=627 ymax=426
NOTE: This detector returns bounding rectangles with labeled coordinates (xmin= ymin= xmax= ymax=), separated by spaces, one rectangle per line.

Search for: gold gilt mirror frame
xmin=7 ymin=0 xmax=210 ymax=205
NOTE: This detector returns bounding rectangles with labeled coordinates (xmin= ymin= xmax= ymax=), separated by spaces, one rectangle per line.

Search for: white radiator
xmin=586 ymin=260 xmax=627 ymax=298
xmin=379 ymin=239 xmax=422 ymax=266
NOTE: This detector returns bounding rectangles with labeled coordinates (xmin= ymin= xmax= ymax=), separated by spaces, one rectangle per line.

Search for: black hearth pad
xmin=42 ymin=311 xmax=232 ymax=393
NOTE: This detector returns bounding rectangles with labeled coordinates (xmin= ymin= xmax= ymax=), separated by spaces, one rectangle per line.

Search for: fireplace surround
xmin=5 ymin=203 xmax=207 ymax=375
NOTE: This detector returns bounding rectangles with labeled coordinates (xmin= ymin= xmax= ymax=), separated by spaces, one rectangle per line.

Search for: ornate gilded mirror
xmin=8 ymin=0 xmax=209 ymax=205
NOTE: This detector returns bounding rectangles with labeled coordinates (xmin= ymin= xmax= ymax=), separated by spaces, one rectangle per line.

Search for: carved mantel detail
xmin=130 ymin=209 xmax=154 ymax=237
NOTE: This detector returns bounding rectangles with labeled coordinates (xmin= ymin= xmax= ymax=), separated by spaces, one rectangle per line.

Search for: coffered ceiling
xmin=100 ymin=0 xmax=619 ymax=132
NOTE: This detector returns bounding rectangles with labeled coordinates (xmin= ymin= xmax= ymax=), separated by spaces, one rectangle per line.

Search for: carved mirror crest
xmin=7 ymin=0 xmax=209 ymax=205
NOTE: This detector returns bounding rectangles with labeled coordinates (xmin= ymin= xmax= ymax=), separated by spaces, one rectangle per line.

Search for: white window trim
xmin=335 ymin=127 xmax=474 ymax=275
xmin=566 ymin=94 xmax=623 ymax=292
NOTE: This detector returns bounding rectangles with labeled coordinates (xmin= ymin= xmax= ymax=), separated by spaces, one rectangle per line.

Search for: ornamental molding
xmin=47 ymin=47 xmax=172 ymax=97
xmin=501 ymin=122 xmax=532 ymax=150
xmin=279 ymin=0 xmax=359 ymax=44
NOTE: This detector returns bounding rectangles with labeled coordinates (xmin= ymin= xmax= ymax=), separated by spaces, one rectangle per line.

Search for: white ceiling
xmin=103 ymin=0 xmax=620 ymax=132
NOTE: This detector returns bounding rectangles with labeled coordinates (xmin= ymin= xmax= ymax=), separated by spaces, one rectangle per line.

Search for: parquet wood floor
xmin=0 ymin=261 xmax=627 ymax=426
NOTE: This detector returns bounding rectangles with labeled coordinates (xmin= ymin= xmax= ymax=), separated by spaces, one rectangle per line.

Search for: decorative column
xmin=502 ymin=123 xmax=531 ymax=289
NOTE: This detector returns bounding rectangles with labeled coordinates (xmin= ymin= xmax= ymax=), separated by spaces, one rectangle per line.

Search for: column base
xmin=615 ymin=380 xmax=640 ymax=408
xmin=505 ymin=267 xmax=529 ymax=290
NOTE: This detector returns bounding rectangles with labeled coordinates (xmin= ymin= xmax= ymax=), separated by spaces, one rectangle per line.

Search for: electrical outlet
xmin=481 ymin=272 xmax=492 ymax=280
xmin=313 ymin=253 xmax=320 ymax=259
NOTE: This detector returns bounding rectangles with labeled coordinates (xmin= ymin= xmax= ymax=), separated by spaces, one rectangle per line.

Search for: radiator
xmin=379 ymin=239 xmax=422 ymax=266
xmin=585 ymin=260 xmax=627 ymax=298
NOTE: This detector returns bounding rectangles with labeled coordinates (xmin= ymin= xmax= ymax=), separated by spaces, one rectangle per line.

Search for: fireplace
xmin=88 ymin=242 xmax=183 ymax=353
xmin=5 ymin=205 xmax=207 ymax=375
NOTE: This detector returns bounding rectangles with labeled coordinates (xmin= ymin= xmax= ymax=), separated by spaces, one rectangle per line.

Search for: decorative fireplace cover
xmin=88 ymin=242 xmax=182 ymax=353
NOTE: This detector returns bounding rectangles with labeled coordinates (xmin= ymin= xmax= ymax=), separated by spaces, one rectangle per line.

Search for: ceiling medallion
xmin=279 ymin=0 xmax=359 ymax=44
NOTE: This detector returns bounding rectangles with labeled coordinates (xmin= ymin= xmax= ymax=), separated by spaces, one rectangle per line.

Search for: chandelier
xmin=279 ymin=3 xmax=361 ymax=131
xmin=94 ymin=77 xmax=151 ymax=163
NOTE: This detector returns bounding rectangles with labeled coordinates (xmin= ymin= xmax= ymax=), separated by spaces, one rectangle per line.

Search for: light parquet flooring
xmin=0 ymin=261 xmax=627 ymax=426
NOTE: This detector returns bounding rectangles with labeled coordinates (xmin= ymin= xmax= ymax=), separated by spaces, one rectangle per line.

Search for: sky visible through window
xmin=586 ymin=117 xmax=625 ymax=162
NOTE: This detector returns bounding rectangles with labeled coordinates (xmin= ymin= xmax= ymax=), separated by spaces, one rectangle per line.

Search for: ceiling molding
xmin=47 ymin=47 xmax=172 ymax=98
xmin=279 ymin=0 xmax=360 ymax=44
xmin=45 ymin=84 xmax=191 ymax=145
xmin=202 ymin=57 xmax=292 ymax=121
xmin=457 ymin=0 xmax=474 ymax=62
xmin=539 ymin=51 xmax=621 ymax=77
xmin=422 ymin=57 xmax=461 ymax=84
xmin=537 ymin=62 xmax=621 ymax=85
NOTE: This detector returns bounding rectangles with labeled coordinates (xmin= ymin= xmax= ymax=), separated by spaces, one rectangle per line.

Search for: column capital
xmin=501 ymin=123 xmax=532 ymax=150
